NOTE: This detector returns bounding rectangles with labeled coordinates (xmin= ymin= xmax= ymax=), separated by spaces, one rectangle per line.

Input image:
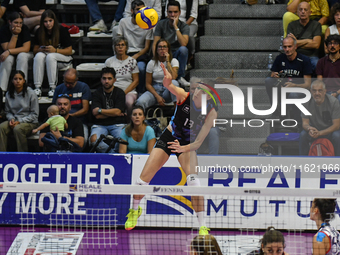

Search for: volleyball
xmin=135 ymin=7 xmax=158 ymax=30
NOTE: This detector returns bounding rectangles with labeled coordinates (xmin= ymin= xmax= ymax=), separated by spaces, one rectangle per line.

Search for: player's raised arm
xmin=161 ymin=63 xmax=187 ymax=104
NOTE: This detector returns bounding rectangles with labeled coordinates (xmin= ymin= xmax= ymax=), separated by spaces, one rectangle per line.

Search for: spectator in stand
xmin=165 ymin=0 xmax=198 ymax=68
xmin=0 ymin=87 xmax=3 ymax=122
xmin=316 ymin=35 xmax=340 ymax=101
xmin=190 ymin=77 xmax=220 ymax=155
xmin=32 ymin=104 xmax=67 ymax=134
xmin=116 ymin=0 xmax=153 ymax=95
xmin=33 ymin=10 xmax=73 ymax=98
xmin=13 ymin=0 xmax=45 ymax=32
xmin=153 ymin=0 xmax=190 ymax=87
xmin=112 ymin=0 xmax=161 ymax=38
xmin=39 ymin=94 xmax=85 ymax=150
xmin=0 ymin=70 xmax=39 ymax=152
xmin=0 ymin=12 xmax=33 ymax=93
xmin=324 ymin=3 xmax=340 ymax=53
xmin=0 ymin=0 xmax=10 ymax=28
xmin=119 ymin=105 xmax=156 ymax=154
xmin=52 ymin=68 xmax=92 ymax=145
xmin=265 ymin=36 xmax=312 ymax=124
xmin=85 ymin=0 xmax=126 ymax=32
xmin=90 ymin=67 xmax=126 ymax=153
xmin=136 ymin=39 xmax=179 ymax=110
xmin=287 ymin=2 xmax=322 ymax=71
xmin=105 ymin=37 xmax=139 ymax=117
xmin=123 ymin=0 xmax=161 ymax=19
xmin=299 ymin=80 xmax=340 ymax=155
xmin=283 ymin=0 xmax=328 ymax=37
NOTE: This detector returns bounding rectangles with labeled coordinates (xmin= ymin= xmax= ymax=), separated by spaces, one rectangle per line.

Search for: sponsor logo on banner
xmin=69 ymin=184 xmax=102 ymax=193
xmin=0 ymin=184 xmax=3 ymax=189
xmin=153 ymin=186 xmax=184 ymax=193
xmin=244 ymin=190 xmax=261 ymax=194
xmin=69 ymin=185 xmax=77 ymax=192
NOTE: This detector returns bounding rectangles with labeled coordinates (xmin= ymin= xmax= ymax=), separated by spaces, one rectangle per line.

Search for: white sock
xmin=197 ymin=211 xmax=206 ymax=227
xmin=133 ymin=199 xmax=141 ymax=210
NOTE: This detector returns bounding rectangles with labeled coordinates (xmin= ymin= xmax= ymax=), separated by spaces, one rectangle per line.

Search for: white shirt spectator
xmin=117 ymin=17 xmax=153 ymax=53
xmin=105 ymin=56 xmax=139 ymax=94
xmin=146 ymin=58 xmax=179 ymax=84
xmin=124 ymin=0 xmax=162 ymax=19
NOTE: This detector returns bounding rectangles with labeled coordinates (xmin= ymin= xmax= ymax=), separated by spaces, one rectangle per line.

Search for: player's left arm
xmin=312 ymin=233 xmax=329 ymax=255
xmin=190 ymin=108 xmax=217 ymax=151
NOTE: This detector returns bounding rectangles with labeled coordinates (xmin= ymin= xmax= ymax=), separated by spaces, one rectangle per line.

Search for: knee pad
xmin=136 ymin=177 xmax=149 ymax=186
xmin=187 ymin=174 xmax=201 ymax=187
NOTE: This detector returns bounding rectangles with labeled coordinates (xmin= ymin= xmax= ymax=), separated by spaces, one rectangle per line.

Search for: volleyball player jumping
xmin=125 ymin=63 xmax=217 ymax=235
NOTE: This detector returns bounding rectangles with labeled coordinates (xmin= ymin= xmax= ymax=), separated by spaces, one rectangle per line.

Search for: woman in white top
xmin=135 ymin=38 xmax=180 ymax=110
xmin=324 ymin=3 xmax=340 ymax=53
xmin=105 ymin=37 xmax=139 ymax=116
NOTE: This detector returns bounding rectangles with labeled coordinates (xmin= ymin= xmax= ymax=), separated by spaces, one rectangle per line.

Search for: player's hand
xmin=51 ymin=127 xmax=62 ymax=139
xmin=168 ymin=139 xmax=185 ymax=153
xmin=32 ymin=129 xmax=38 ymax=134
xmin=161 ymin=62 xmax=172 ymax=87
xmin=0 ymin=50 xmax=10 ymax=62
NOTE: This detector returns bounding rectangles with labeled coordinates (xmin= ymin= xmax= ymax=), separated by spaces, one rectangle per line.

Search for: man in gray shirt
xmin=299 ymin=80 xmax=340 ymax=155
xmin=287 ymin=1 xmax=322 ymax=70
xmin=152 ymin=0 xmax=190 ymax=87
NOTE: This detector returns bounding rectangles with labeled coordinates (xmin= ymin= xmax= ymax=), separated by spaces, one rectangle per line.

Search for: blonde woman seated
xmin=135 ymin=38 xmax=180 ymax=110
xmin=119 ymin=105 xmax=156 ymax=154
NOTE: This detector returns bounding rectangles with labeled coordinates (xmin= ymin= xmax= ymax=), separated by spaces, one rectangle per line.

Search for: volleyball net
xmin=0 ymin=183 xmax=339 ymax=255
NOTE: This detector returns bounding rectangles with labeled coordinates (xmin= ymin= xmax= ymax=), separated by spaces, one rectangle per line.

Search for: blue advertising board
xmin=0 ymin=153 xmax=132 ymax=225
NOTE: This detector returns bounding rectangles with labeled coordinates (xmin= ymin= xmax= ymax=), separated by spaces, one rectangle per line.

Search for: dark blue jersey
xmin=170 ymin=93 xmax=216 ymax=142
xmin=271 ymin=53 xmax=313 ymax=84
